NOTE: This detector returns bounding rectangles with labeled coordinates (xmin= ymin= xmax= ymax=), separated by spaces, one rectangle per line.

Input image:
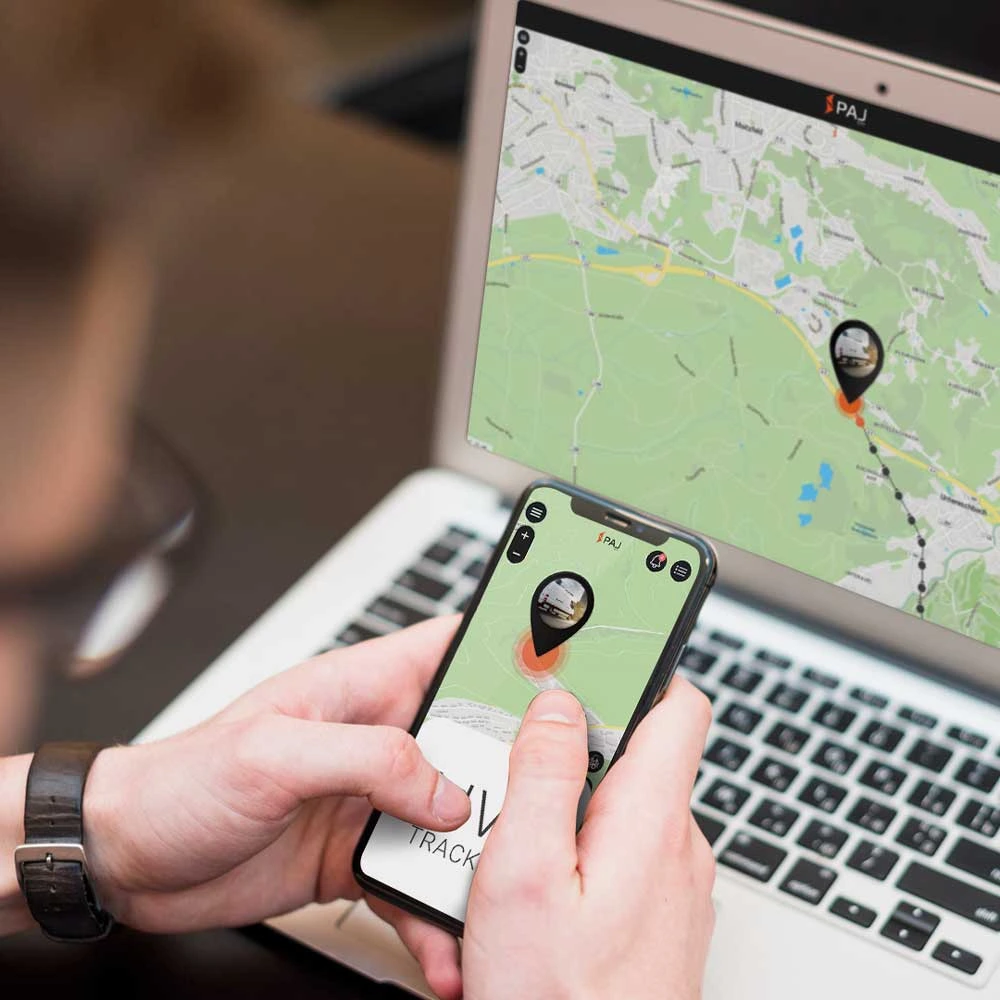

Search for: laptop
xmin=138 ymin=0 xmax=1000 ymax=995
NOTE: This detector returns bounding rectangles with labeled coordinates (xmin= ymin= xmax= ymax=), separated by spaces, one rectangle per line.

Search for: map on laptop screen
xmin=467 ymin=2 xmax=1000 ymax=650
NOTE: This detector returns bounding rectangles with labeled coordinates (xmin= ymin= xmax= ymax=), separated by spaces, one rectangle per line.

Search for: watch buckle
xmin=13 ymin=842 xmax=88 ymax=889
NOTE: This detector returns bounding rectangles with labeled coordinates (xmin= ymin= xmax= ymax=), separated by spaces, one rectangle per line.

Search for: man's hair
xmin=0 ymin=0 xmax=287 ymax=293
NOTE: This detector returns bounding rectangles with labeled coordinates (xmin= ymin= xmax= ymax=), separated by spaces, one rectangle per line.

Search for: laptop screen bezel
xmin=433 ymin=0 xmax=1000 ymax=694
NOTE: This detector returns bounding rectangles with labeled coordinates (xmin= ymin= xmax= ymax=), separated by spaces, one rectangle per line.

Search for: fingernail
xmin=433 ymin=773 xmax=470 ymax=824
xmin=529 ymin=689 xmax=582 ymax=724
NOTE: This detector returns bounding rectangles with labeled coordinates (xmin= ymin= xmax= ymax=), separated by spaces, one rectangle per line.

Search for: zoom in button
xmin=506 ymin=525 xmax=535 ymax=563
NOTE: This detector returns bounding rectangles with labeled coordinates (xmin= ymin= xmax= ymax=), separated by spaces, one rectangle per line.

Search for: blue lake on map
xmin=797 ymin=463 xmax=834 ymax=524
xmin=595 ymin=245 xmax=619 ymax=256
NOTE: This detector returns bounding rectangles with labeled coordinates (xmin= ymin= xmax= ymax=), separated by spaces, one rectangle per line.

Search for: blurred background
xmin=32 ymin=0 xmax=999 ymax=745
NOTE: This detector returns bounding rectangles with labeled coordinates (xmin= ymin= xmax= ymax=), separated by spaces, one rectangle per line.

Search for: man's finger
xmin=225 ymin=616 xmax=460 ymax=727
xmin=483 ymin=690 xmax=587 ymax=882
xmin=578 ymin=676 xmax=711 ymax=877
xmin=236 ymin=715 xmax=471 ymax=830
xmin=366 ymin=896 xmax=463 ymax=1000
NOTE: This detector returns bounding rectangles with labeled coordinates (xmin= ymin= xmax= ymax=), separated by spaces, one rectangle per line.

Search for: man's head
xmin=0 ymin=0 xmax=286 ymax=748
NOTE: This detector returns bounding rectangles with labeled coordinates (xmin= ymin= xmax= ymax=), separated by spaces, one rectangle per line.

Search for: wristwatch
xmin=14 ymin=743 xmax=115 ymax=941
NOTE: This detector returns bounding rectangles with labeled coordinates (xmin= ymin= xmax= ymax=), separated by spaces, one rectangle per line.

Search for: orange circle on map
xmin=514 ymin=631 xmax=565 ymax=678
xmin=835 ymin=390 xmax=863 ymax=416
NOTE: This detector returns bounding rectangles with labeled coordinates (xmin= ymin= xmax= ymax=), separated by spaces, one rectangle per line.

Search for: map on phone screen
xmin=357 ymin=485 xmax=703 ymax=922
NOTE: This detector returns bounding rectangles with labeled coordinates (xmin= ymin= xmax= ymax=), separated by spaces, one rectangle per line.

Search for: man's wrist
xmin=80 ymin=745 xmax=132 ymax=923
xmin=0 ymin=754 xmax=34 ymax=936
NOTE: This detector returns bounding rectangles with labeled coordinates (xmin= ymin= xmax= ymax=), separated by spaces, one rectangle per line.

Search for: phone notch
xmin=570 ymin=495 xmax=670 ymax=544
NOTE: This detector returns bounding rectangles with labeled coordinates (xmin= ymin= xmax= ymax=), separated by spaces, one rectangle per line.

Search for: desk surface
xmin=3 ymin=108 xmax=458 ymax=995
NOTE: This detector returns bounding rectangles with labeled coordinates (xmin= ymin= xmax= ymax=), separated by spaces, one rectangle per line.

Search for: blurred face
xmin=0 ymin=226 xmax=151 ymax=750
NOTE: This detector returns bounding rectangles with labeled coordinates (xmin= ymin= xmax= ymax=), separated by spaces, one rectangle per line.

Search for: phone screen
xmin=356 ymin=483 xmax=711 ymax=925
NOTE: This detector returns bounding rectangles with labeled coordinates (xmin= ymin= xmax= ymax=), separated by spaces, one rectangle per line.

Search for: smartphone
xmin=353 ymin=480 xmax=716 ymax=934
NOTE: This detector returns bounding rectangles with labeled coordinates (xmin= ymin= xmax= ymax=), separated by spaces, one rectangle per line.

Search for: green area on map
xmin=427 ymin=486 xmax=698 ymax=776
xmin=469 ymin=35 xmax=1000 ymax=649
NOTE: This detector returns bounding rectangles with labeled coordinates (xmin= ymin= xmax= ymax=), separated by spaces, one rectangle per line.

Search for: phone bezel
xmin=352 ymin=478 xmax=717 ymax=937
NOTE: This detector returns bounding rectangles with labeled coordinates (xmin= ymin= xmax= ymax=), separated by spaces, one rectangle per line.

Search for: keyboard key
xmin=899 ymin=706 xmax=937 ymax=729
xmin=881 ymin=901 xmax=939 ymax=952
xmin=679 ymin=645 xmax=717 ymax=675
xmin=709 ymin=629 xmax=744 ymax=650
xmin=797 ymin=819 xmax=849 ymax=859
xmin=755 ymin=649 xmax=791 ymax=670
xmin=932 ymin=941 xmax=983 ymax=976
xmin=859 ymin=760 xmax=907 ymax=797
xmin=455 ymin=594 xmax=471 ymax=614
xmin=849 ymin=686 xmax=889 ymax=710
xmin=366 ymin=596 xmax=429 ymax=630
xmin=798 ymin=777 xmax=847 ymax=814
xmin=718 ymin=832 xmax=787 ymax=883
xmin=422 ymin=542 xmax=456 ymax=564
xmin=463 ymin=559 xmax=487 ymax=581
xmin=720 ymin=664 xmax=763 ymax=694
xmin=906 ymin=738 xmax=953 ymax=774
xmin=896 ymin=862 xmax=1000 ymax=932
xmin=957 ymin=799 xmax=1000 ymax=839
xmin=444 ymin=525 xmax=476 ymax=543
xmin=701 ymin=779 xmax=749 ymax=816
xmin=947 ymin=838 xmax=1000 ymax=890
xmin=893 ymin=900 xmax=940 ymax=936
xmin=907 ymin=780 xmax=955 ymax=818
xmin=858 ymin=720 xmax=904 ymax=753
xmin=811 ymin=740 xmax=857 ymax=776
xmin=847 ymin=797 xmax=897 ymax=835
xmin=396 ymin=569 xmax=451 ymax=602
xmin=947 ymin=726 xmax=988 ymax=751
xmin=847 ymin=841 xmax=899 ymax=881
xmin=749 ymin=799 xmax=799 ymax=838
xmin=880 ymin=918 xmax=930 ymax=952
xmin=717 ymin=702 xmax=763 ymax=736
xmin=955 ymin=758 xmax=1000 ymax=794
xmin=750 ymin=757 xmax=799 ymax=793
xmin=812 ymin=702 xmax=856 ymax=733
xmin=705 ymin=737 xmax=751 ymax=773
xmin=334 ymin=622 xmax=380 ymax=646
xmin=830 ymin=896 xmax=877 ymax=928
xmin=802 ymin=666 xmax=839 ymax=689
xmin=766 ymin=682 xmax=809 ymax=714
xmin=692 ymin=809 xmax=726 ymax=846
xmin=896 ymin=817 xmax=946 ymax=857
xmin=780 ymin=858 xmax=837 ymax=905
xmin=764 ymin=721 xmax=810 ymax=756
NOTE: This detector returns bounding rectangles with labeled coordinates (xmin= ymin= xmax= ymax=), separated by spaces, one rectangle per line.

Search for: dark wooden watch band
xmin=21 ymin=742 xmax=114 ymax=941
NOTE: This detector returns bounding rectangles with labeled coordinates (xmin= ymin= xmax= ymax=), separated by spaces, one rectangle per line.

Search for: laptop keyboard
xmin=321 ymin=521 xmax=998 ymax=985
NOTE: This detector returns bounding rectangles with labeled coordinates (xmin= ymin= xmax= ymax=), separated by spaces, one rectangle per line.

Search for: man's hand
xmin=83 ymin=617 xmax=470 ymax=997
xmin=464 ymin=681 xmax=714 ymax=1000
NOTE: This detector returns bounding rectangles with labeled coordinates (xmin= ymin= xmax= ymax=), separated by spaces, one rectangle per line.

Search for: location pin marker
xmin=530 ymin=572 xmax=595 ymax=656
xmin=830 ymin=320 xmax=884 ymax=403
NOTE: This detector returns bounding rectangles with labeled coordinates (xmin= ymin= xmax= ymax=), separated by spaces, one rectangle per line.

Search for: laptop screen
xmin=467 ymin=2 xmax=1000 ymax=653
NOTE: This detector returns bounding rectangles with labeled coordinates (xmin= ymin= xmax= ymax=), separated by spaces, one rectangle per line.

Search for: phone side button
xmin=692 ymin=810 xmax=726 ymax=846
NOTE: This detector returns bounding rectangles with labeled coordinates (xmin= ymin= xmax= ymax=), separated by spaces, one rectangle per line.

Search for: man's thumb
xmin=490 ymin=690 xmax=588 ymax=871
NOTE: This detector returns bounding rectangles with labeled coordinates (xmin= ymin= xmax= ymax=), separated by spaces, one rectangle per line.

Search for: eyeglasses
xmin=0 ymin=419 xmax=207 ymax=677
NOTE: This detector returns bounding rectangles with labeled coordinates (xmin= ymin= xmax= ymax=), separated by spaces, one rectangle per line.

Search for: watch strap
xmin=19 ymin=742 xmax=114 ymax=941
